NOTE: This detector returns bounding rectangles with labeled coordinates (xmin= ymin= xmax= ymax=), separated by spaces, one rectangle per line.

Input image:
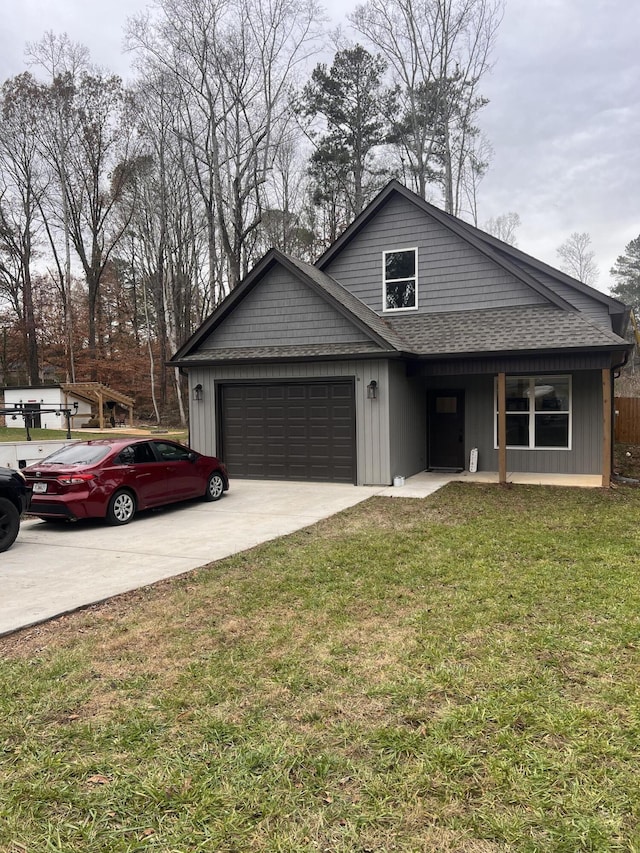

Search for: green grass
xmin=0 ymin=426 xmax=115 ymax=442
xmin=2 ymin=483 xmax=640 ymax=851
xmin=0 ymin=427 xmax=187 ymax=443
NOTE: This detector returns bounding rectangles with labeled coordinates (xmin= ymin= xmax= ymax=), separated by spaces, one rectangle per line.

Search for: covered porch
xmin=378 ymin=469 xmax=603 ymax=499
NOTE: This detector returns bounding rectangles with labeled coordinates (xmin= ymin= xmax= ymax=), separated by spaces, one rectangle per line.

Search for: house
xmin=2 ymin=383 xmax=134 ymax=430
xmin=170 ymin=180 xmax=631 ymax=488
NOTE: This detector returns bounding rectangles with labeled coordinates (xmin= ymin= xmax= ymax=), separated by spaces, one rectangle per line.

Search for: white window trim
xmin=382 ymin=247 xmax=418 ymax=313
xmin=493 ymin=375 xmax=572 ymax=451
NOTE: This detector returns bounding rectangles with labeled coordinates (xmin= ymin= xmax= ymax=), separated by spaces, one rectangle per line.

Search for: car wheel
xmin=0 ymin=497 xmax=20 ymax=552
xmin=204 ymin=471 xmax=225 ymax=502
xmin=106 ymin=489 xmax=136 ymax=525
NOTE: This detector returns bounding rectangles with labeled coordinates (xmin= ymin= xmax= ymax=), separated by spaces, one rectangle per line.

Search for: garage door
xmin=220 ymin=381 xmax=356 ymax=483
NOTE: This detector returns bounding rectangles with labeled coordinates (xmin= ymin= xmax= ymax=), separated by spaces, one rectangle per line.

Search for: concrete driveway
xmin=1 ymin=479 xmax=386 ymax=636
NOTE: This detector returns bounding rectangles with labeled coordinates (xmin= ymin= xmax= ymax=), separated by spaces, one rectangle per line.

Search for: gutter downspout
xmin=611 ymin=350 xmax=630 ymax=477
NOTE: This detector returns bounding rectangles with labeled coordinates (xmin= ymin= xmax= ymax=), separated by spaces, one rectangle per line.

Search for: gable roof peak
xmin=317 ymin=180 xmax=584 ymax=314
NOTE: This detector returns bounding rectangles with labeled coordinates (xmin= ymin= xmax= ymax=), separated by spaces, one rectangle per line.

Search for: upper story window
xmin=383 ymin=248 xmax=417 ymax=311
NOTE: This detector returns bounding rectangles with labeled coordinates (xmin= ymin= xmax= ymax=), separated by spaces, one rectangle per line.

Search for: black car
xmin=0 ymin=467 xmax=32 ymax=552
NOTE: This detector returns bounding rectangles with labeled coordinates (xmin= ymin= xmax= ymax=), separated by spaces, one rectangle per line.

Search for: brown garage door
xmin=220 ymin=381 xmax=356 ymax=483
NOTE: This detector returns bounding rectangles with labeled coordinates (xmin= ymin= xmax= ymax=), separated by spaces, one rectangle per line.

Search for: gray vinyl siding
xmin=202 ymin=266 xmax=371 ymax=349
xmin=188 ymin=361 xmax=603 ymax=482
xmin=187 ymin=360 xmax=392 ymax=486
xmin=388 ymin=360 xmax=427 ymax=478
xmin=425 ymin=375 xmax=487 ymax=472
xmin=323 ymin=194 xmax=549 ymax=314
xmin=513 ymin=261 xmax=612 ymax=328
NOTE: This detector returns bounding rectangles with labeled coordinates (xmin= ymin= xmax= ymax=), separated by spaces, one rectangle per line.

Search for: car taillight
xmin=57 ymin=473 xmax=96 ymax=485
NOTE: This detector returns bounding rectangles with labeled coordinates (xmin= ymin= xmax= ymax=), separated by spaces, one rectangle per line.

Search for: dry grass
xmin=2 ymin=483 xmax=640 ymax=851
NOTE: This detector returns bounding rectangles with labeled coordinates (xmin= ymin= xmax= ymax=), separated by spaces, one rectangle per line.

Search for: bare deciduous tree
xmin=0 ymin=73 xmax=47 ymax=384
xmin=45 ymin=72 xmax=142 ymax=372
xmin=26 ymin=32 xmax=90 ymax=383
xmin=127 ymin=0 xmax=324 ymax=297
xmin=556 ymin=231 xmax=599 ymax=285
xmin=483 ymin=210 xmax=520 ymax=245
xmin=350 ymin=0 xmax=502 ymax=214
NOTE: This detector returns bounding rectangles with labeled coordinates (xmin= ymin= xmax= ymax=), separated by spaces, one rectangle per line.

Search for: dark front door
xmin=428 ymin=391 xmax=465 ymax=471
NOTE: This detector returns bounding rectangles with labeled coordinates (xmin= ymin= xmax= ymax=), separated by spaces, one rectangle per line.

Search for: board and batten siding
xmin=425 ymin=375 xmax=486 ymax=472
xmin=201 ymin=266 xmax=371 ymax=349
xmin=323 ymin=194 xmax=549 ymax=315
xmin=388 ymin=360 xmax=427 ymax=479
xmin=188 ymin=360 xmax=392 ymax=486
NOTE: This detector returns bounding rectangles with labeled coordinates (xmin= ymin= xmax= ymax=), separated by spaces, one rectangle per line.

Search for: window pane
xmin=154 ymin=441 xmax=191 ymax=461
xmin=436 ymin=396 xmax=457 ymax=414
xmin=504 ymin=413 xmax=529 ymax=446
xmin=386 ymin=279 xmax=416 ymax=309
xmin=385 ymin=250 xmax=415 ymax=280
xmin=505 ymin=378 xmax=529 ymax=412
xmin=535 ymin=379 xmax=570 ymax=412
xmin=43 ymin=444 xmax=110 ymax=464
xmin=535 ymin=414 xmax=569 ymax=447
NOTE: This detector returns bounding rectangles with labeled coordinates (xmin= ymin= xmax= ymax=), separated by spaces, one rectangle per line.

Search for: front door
xmin=428 ymin=391 xmax=465 ymax=471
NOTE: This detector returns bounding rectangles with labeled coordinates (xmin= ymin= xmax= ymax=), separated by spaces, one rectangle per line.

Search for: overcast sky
xmin=0 ymin=0 xmax=638 ymax=294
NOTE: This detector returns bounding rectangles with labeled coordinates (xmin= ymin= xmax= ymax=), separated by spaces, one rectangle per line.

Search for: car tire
xmin=0 ymin=497 xmax=20 ymax=552
xmin=106 ymin=489 xmax=136 ymax=525
xmin=204 ymin=471 xmax=225 ymax=502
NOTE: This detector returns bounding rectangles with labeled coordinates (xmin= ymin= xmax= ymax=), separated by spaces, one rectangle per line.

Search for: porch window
xmin=383 ymin=248 xmax=417 ymax=311
xmin=495 ymin=376 xmax=571 ymax=449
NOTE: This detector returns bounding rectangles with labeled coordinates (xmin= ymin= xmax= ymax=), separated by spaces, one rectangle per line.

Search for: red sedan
xmin=24 ymin=438 xmax=229 ymax=525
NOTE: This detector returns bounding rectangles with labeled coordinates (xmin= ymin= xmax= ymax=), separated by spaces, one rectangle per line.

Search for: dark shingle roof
xmin=283 ymin=255 xmax=409 ymax=351
xmin=173 ymin=342 xmax=389 ymax=364
xmin=386 ymin=305 xmax=627 ymax=356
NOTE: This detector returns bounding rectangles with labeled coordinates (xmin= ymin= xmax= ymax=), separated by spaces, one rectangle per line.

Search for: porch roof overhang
xmin=409 ymin=348 xmax=629 ymax=378
xmin=385 ymin=305 xmax=629 ymax=356
xmin=170 ymin=342 xmax=409 ymax=369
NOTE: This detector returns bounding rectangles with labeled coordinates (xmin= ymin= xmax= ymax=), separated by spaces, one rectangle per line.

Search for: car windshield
xmin=41 ymin=444 xmax=111 ymax=465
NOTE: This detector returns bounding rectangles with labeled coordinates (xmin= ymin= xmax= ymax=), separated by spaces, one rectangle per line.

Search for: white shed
xmin=2 ymin=385 xmax=93 ymax=430
xmin=2 ymin=383 xmax=134 ymax=430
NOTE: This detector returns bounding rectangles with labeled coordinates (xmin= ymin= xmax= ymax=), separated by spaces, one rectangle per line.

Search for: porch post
xmin=497 ymin=372 xmax=507 ymax=485
xmin=602 ymin=368 xmax=612 ymax=489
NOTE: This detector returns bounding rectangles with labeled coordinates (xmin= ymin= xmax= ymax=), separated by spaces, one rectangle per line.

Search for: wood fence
xmin=615 ymin=397 xmax=640 ymax=444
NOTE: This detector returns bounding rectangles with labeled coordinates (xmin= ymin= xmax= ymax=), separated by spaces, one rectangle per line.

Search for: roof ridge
xmin=451 ymin=218 xmax=627 ymax=313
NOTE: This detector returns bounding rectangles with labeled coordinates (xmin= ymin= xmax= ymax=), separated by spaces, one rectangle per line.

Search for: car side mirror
xmin=188 ymin=451 xmax=197 ymax=463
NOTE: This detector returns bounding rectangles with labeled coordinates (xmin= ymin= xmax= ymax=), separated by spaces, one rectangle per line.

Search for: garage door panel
xmin=221 ymin=382 xmax=355 ymax=483
xmin=308 ymin=386 xmax=329 ymax=399
xmin=288 ymin=426 xmax=308 ymax=439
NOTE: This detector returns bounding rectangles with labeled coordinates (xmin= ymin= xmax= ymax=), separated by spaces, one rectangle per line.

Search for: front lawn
xmin=1 ymin=484 xmax=639 ymax=851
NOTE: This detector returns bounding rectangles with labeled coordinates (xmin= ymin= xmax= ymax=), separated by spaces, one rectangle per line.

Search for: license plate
xmin=32 ymin=482 xmax=47 ymax=494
